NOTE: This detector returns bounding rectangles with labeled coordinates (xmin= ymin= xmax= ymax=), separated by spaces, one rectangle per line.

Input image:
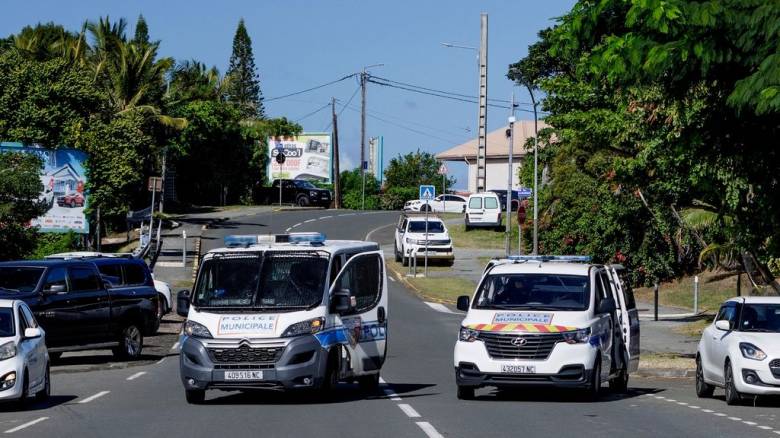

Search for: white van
xmin=177 ymin=232 xmax=388 ymax=404
xmin=465 ymin=192 xmax=502 ymax=230
xmin=453 ymin=256 xmax=639 ymax=400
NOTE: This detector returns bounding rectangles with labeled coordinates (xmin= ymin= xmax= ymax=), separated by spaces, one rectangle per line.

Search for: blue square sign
xmin=419 ymin=185 xmax=436 ymax=201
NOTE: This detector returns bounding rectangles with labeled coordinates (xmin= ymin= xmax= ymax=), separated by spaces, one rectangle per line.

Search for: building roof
xmin=436 ymin=120 xmax=549 ymax=161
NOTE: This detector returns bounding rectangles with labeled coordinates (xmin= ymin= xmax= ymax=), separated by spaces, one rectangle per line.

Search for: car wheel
xmin=185 ymin=389 xmax=205 ymax=404
xmin=36 ymin=364 xmax=50 ymax=401
xmin=156 ymin=294 xmax=166 ymax=322
xmin=358 ymin=373 xmax=380 ymax=393
xmin=297 ymin=196 xmax=308 ymax=207
xmin=609 ymin=368 xmax=629 ymax=393
xmin=402 ymin=255 xmax=409 ymax=267
xmin=318 ymin=352 xmax=339 ymax=398
xmin=457 ymin=385 xmax=475 ymax=400
xmin=587 ymin=356 xmax=602 ymax=400
xmin=17 ymin=371 xmax=29 ymax=408
xmin=113 ymin=324 xmax=143 ymax=360
xmin=724 ymin=361 xmax=743 ymax=405
xmin=695 ymin=356 xmax=715 ymax=398
xmin=394 ymin=243 xmax=402 ymax=262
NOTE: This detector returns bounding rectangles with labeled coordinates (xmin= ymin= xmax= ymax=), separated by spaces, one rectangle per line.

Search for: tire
xmin=185 ymin=389 xmax=205 ymax=404
xmin=587 ymin=356 xmax=602 ymax=400
xmin=297 ymin=196 xmax=309 ymax=207
xmin=457 ymin=385 xmax=475 ymax=400
xmin=154 ymin=294 xmax=166 ymax=329
xmin=113 ymin=324 xmax=144 ymax=360
xmin=609 ymin=368 xmax=629 ymax=393
xmin=17 ymin=371 xmax=29 ymax=408
xmin=36 ymin=364 xmax=50 ymax=402
xmin=724 ymin=361 xmax=743 ymax=406
xmin=318 ymin=353 xmax=339 ymax=397
xmin=394 ymin=243 xmax=402 ymax=262
xmin=402 ymin=256 xmax=409 ymax=267
xmin=358 ymin=373 xmax=380 ymax=393
xmin=695 ymin=356 xmax=715 ymax=398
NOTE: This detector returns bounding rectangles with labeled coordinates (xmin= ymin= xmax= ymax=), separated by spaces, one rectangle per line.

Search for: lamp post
xmin=361 ymin=63 xmax=384 ymax=210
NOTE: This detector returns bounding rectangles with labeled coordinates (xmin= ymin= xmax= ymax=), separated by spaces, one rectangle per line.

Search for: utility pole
xmin=476 ymin=12 xmax=489 ymax=193
xmin=331 ymin=97 xmax=341 ymax=209
xmin=529 ymin=87 xmax=539 ymax=255
xmin=360 ymin=68 xmax=367 ymax=210
xmin=504 ymin=91 xmax=515 ymax=257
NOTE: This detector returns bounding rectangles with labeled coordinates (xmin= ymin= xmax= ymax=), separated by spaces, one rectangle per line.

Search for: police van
xmin=453 ymin=256 xmax=639 ymax=400
xmin=176 ymin=232 xmax=388 ymax=404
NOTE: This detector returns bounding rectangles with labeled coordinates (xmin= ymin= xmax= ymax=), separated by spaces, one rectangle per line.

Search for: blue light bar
xmin=506 ymin=255 xmax=592 ymax=263
xmin=224 ymin=235 xmax=259 ymax=248
xmin=287 ymin=232 xmax=326 ymax=244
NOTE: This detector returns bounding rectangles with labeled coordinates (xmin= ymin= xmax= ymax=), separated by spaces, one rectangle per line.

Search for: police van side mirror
xmin=597 ymin=297 xmax=616 ymax=315
xmin=331 ymin=289 xmax=352 ymax=314
xmin=177 ymin=290 xmax=191 ymax=317
xmin=456 ymin=295 xmax=470 ymax=312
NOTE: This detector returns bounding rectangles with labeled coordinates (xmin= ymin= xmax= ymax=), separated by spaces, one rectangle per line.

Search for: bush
xmin=342 ymin=191 xmax=379 ymax=210
xmin=380 ymin=186 xmax=418 ymax=210
xmin=29 ymin=231 xmax=81 ymax=260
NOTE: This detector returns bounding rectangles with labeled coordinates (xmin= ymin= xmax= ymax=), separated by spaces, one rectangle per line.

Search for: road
xmin=2 ymin=209 xmax=780 ymax=437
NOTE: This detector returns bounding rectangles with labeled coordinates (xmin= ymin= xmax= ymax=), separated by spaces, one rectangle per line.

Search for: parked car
xmin=0 ymin=260 xmax=158 ymax=361
xmin=46 ymin=252 xmax=171 ymax=330
xmin=696 ymin=297 xmax=780 ymax=405
xmin=0 ymin=299 xmax=49 ymax=405
xmin=464 ymin=192 xmax=502 ymax=230
xmin=56 ymin=191 xmax=84 ymax=208
xmin=257 ymin=179 xmax=332 ymax=207
xmin=404 ymin=194 xmax=468 ymax=213
xmin=394 ymin=213 xmax=454 ymax=266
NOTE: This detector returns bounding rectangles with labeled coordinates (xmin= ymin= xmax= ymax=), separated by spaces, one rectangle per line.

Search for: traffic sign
xmin=147 ymin=177 xmax=162 ymax=192
xmin=274 ymin=142 xmax=284 ymax=153
xmin=437 ymin=163 xmax=448 ymax=175
xmin=517 ymin=187 xmax=533 ymax=197
xmin=275 ymin=153 xmax=286 ymax=164
xmin=419 ymin=185 xmax=436 ymax=201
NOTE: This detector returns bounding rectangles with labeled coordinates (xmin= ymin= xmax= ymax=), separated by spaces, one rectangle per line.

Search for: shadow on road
xmin=477 ymin=386 xmax=659 ymax=403
xmin=0 ymin=395 xmax=78 ymax=412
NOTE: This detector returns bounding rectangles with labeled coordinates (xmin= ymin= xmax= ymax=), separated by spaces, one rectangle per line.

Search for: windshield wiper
xmin=494 ymin=305 xmax=563 ymax=311
xmin=742 ymin=328 xmax=775 ymax=332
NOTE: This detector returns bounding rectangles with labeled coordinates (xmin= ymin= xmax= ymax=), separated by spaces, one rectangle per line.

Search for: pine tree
xmin=226 ymin=18 xmax=264 ymax=119
xmin=133 ymin=15 xmax=149 ymax=45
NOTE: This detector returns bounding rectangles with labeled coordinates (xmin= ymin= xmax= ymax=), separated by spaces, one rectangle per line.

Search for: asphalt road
xmin=2 ymin=208 xmax=780 ymax=437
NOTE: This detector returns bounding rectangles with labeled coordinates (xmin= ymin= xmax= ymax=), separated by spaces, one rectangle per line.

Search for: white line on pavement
xmin=701 ymin=409 xmax=714 ymax=413
xmin=364 ymin=222 xmax=395 ymax=241
xmin=773 ymin=431 xmax=780 ymax=436
xmin=319 ymin=216 xmax=333 ymax=220
xmin=397 ymin=404 xmax=421 ymax=418
xmin=758 ymin=426 xmax=773 ymax=430
xmin=713 ymin=413 xmax=727 ymax=417
xmin=379 ymin=377 xmax=402 ymax=401
xmin=157 ymin=357 xmax=166 ymax=365
xmin=743 ymin=421 xmax=757 ymax=426
xmin=424 ymin=302 xmax=458 ymax=314
xmin=171 ymin=341 xmax=180 ymax=351
xmin=285 ymin=227 xmax=292 ymax=232
xmin=79 ymin=391 xmax=110 ymax=404
xmin=677 ymin=402 xmax=688 ymax=405
xmin=304 ymin=219 xmax=315 ymax=223
xmin=292 ymin=223 xmax=302 ymax=228
xmin=4 ymin=417 xmax=48 ymax=434
xmin=416 ymin=422 xmax=445 ymax=438
xmin=127 ymin=371 xmax=147 ymax=381
xmin=688 ymin=406 xmax=700 ymax=409
xmin=728 ymin=417 xmax=742 ymax=421
xmin=388 ymin=276 xmax=396 ymax=282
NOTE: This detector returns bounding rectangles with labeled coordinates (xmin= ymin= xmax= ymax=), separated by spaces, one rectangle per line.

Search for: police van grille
xmin=477 ymin=332 xmax=564 ymax=360
xmin=208 ymin=345 xmax=283 ymax=363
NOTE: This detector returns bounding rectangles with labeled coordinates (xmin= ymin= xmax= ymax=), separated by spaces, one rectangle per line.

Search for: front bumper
xmin=406 ymin=246 xmax=454 ymax=260
xmin=456 ymin=363 xmax=592 ymax=389
xmin=179 ymin=335 xmax=328 ymax=391
xmin=734 ymin=363 xmax=780 ymax=395
xmin=0 ymin=359 xmax=24 ymax=401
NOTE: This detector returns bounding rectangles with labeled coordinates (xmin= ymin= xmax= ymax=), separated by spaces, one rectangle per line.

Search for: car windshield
xmin=294 ymin=180 xmax=316 ymax=189
xmin=475 ymin=273 xmax=590 ymax=311
xmin=192 ymin=252 xmax=329 ymax=311
xmin=0 ymin=267 xmax=45 ymax=293
xmin=408 ymin=221 xmax=445 ymax=233
xmin=0 ymin=308 xmax=13 ymax=337
xmin=739 ymin=304 xmax=780 ymax=332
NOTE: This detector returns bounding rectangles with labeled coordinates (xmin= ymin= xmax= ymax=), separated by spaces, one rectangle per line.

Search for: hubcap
xmin=126 ymin=327 xmax=141 ymax=356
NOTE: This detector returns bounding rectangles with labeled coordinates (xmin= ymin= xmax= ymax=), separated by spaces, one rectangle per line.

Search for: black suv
xmin=0 ymin=260 xmax=158 ymax=361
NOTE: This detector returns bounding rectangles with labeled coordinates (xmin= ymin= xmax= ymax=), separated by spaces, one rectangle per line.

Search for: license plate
xmin=224 ymin=370 xmax=263 ymax=381
xmin=501 ymin=364 xmax=536 ymax=374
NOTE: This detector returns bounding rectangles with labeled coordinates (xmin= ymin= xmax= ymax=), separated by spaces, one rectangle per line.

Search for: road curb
xmin=386 ymin=261 xmax=457 ymax=306
xmin=635 ymin=368 xmax=696 ymax=379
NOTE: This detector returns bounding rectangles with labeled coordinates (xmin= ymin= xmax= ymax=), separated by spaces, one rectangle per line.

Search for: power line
xmin=264 ymin=73 xmax=357 ymax=102
xmin=294 ymin=102 xmax=332 ymax=123
xmin=322 ymin=83 xmax=361 ymax=131
xmin=343 ymin=102 xmax=471 ymax=138
xmin=342 ymin=105 xmax=468 ymax=145
xmin=370 ymin=75 xmax=532 ymax=106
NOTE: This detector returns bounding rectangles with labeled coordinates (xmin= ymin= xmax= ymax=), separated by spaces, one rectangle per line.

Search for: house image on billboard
xmin=47 ymin=163 xmax=83 ymax=197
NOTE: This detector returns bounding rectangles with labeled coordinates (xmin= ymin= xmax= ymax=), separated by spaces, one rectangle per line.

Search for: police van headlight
xmin=0 ymin=342 xmax=17 ymax=361
xmin=562 ymin=328 xmax=591 ymax=344
xmin=459 ymin=327 xmax=480 ymax=342
xmin=184 ymin=320 xmax=213 ymax=339
xmin=282 ymin=318 xmax=324 ymax=338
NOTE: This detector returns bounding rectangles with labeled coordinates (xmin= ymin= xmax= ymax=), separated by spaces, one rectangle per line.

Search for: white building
xmin=436 ymin=120 xmax=548 ymax=193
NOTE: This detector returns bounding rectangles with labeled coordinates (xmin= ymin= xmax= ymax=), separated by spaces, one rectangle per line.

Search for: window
xmin=20 ymin=305 xmax=37 ymax=328
xmin=407 ymin=221 xmax=445 ymax=233
xmin=334 ymin=253 xmax=382 ymax=314
xmin=97 ymin=264 xmax=123 ymax=286
xmin=18 ymin=308 xmax=29 ymax=332
xmin=0 ymin=309 xmax=15 ymax=337
xmin=716 ymin=303 xmax=739 ymax=328
xmin=484 ymin=197 xmax=499 ymax=209
xmin=469 ymin=197 xmax=482 ymax=209
xmin=43 ymin=267 xmax=68 ymax=292
xmin=69 ymin=267 xmax=101 ymax=292
xmin=474 ymin=273 xmax=590 ymax=311
xmin=124 ymin=264 xmax=147 ymax=286
xmin=617 ymin=270 xmax=637 ymax=310
xmin=329 ymin=255 xmax=344 ymax=286
xmin=599 ymin=271 xmax=618 ymax=308
xmin=0 ymin=267 xmax=45 ymax=293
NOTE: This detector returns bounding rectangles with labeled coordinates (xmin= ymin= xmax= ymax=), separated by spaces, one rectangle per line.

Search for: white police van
xmin=453 ymin=256 xmax=639 ymax=400
xmin=177 ymin=232 xmax=388 ymax=404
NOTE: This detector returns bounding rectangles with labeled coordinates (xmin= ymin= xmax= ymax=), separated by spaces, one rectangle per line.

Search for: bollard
xmin=654 ymin=282 xmax=659 ymax=321
xmin=694 ymin=275 xmax=699 ymax=315
xmin=182 ymin=230 xmax=187 ymax=267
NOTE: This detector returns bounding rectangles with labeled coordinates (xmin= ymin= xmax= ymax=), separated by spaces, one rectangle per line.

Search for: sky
xmin=2 ymin=0 xmax=576 ymax=190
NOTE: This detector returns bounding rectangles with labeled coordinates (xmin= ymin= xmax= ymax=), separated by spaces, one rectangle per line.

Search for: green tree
xmin=132 ymin=15 xmax=150 ymax=46
xmin=0 ymin=152 xmax=47 ymax=260
xmin=226 ymin=19 xmax=264 ymax=119
xmin=339 ymin=168 xmax=379 ymax=210
xmin=383 ymin=150 xmax=455 ymax=195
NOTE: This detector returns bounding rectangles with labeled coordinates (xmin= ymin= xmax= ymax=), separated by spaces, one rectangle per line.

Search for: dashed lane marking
xmin=713 ymin=413 xmax=727 ymax=417
xmin=127 ymin=371 xmax=147 ymax=381
xmin=424 ymin=302 xmax=459 ymax=315
xmin=319 ymin=215 xmax=333 ymax=220
xmin=4 ymin=417 xmax=48 ymax=434
xmin=758 ymin=426 xmax=773 ymax=430
xmin=292 ymin=223 xmax=302 ymax=228
xmin=743 ymin=421 xmax=757 ymax=426
xmin=388 ymin=276 xmax=396 ymax=282
xmin=78 ymin=391 xmax=110 ymax=404
xmin=304 ymin=219 xmax=315 ymax=223
xmin=416 ymin=422 xmax=445 ymax=438
xmin=702 ymin=409 xmax=714 ymax=413
xmin=398 ymin=404 xmax=421 ymax=418
xmin=156 ymin=357 xmax=166 ymax=365
xmin=728 ymin=417 xmax=743 ymax=421
xmin=379 ymin=377 xmax=402 ymax=401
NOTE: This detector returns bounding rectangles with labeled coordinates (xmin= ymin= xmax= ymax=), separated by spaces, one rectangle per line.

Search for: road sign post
xmin=437 ymin=164 xmax=448 ymax=212
xmin=419 ymin=185 xmax=436 ymax=277
xmin=275 ymin=149 xmax=286 ymax=206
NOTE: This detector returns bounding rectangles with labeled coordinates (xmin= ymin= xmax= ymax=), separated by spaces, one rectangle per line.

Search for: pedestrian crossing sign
xmin=419 ymin=185 xmax=436 ymax=201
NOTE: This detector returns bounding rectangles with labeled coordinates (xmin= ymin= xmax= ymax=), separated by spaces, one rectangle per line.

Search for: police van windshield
xmin=408 ymin=221 xmax=445 ymax=233
xmin=192 ymin=252 xmax=329 ymax=311
xmin=474 ymin=274 xmax=590 ymax=311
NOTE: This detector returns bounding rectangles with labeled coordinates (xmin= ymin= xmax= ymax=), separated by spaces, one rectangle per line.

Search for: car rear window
xmin=484 ymin=197 xmax=499 ymax=209
xmin=125 ymin=264 xmax=147 ymax=285
xmin=469 ymin=197 xmax=482 ymax=209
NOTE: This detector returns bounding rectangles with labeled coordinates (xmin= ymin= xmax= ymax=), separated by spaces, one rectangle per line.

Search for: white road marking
xmin=364 ymin=222 xmax=396 ymax=241
xmin=773 ymin=431 xmax=780 ymax=435
xmin=655 ymin=396 xmax=665 ymax=399
xmin=416 ymin=422 xmax=445 ymax=438
xmin=666 ymin=399 xmax=677 ymax=402
xmin=304 ymin=219 xmax=315 ymax=223
xmin=379 ymin=377 xmax=402 ymax=401
xmin=424 ymin=302 xmax=458 ymax=314
xmin=743 ymin=421 xmax=757 ymax=426
xmin=728 ymin=417 xmax=742 ymax=421
xmin=388 ymin=276 xmax=396 ymax=282
xmin=79 ymin=391 xmax=110 ymax=404
xmin=4 ymin=417 xmax=48 ymax=434
xmin=688 ymin=406 xmax=700 ymax=409
xmin=676 ymin=402 xmax=688 ymax=405
xmin=156 ymin=357 xmax=166 ymax=365
xmin=319 ymin=215 xmax=333 ymax=220
xmin=171 ymin=341 xmax=180 ymax=351
xmin=713 ymin=413 xmax=727 ymax=417
xmin=285 ymin=227 xmax=292 ymax=232
xmin=758 ymin=426 xmax=773 ymax=430
xmin=398 ymin=404 xmax=421 ymax=418
xmin=292 ymin=223 xmax=302 ymax=228
xmin=127 ymin=371 xmax=147 ymax=381
xmin=702 ymin=409 xmax=714 ymax=413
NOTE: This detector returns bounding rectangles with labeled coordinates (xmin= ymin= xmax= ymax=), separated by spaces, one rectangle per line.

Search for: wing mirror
xmin=597 ymin=297 xmax=616 ymax=314
xmin=44 ymin=284 xmax=66 ymax=295
xmin=331 ymin=288 xmax=352 ymax=314
xmin=24 ymin=327 xmax=42 ymax=339
xmin=177 ymin=290 xmax=191 ymax=317
xmin=456 ymin=295 xmax=470 ymax=312
xmin=715 ymin=320 xmax=731 ymax=331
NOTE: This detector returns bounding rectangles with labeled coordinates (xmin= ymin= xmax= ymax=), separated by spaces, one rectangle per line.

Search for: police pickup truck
xmin=176 ymin=232 xmax=388 ymax=404
xmin=454 ymin=256 xmax=639 ymax=400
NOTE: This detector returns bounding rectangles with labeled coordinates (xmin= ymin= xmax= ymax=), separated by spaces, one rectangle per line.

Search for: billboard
xmin=0 ymin=143 xmax=89 ymax=234
xmin=267 ymin=133 xmax=333 ymax=182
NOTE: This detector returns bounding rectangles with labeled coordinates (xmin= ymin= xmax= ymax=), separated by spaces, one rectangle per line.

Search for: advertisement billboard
xmin=0 ymin=143 xmax=89 ymax=234
xmin=267 ymin=133 xmax=333 ymax=182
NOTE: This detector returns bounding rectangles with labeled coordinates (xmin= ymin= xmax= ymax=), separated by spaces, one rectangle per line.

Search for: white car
xmin=453 ymin=256 xmax=639 ymax=400
xmin=404 ymin=195 xmax=468 ymax=214
xmin=696 ymin=297 xmax=780 ymax=405
xmin=0 ymin=299 xmax=50 ymax=405
xmin=464 ymin=193 xmax=502 ymax=230
xmin=394 ymin=214 xmax=454 ymax=266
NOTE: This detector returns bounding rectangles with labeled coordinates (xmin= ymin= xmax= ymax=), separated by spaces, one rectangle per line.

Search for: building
xmin=436 ymin=120 xmax=548 ymax=193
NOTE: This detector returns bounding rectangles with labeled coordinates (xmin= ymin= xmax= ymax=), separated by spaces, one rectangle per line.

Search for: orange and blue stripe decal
xmin=465 ymin=323 xmax=577 ymax=333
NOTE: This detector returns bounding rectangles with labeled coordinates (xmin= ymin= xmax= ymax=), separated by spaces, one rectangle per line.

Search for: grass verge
xmin=634 ymin=271 xmax=746 ymax=312
xmin=448 ymin=217 xmax=521 ymax=250
xmin=674 ymin=318 xmax=712 ymax=338
xmin=639 ymin=353 xmax=695 ymax=370
xmin=387 ymin=259 xmax=476 ymax=303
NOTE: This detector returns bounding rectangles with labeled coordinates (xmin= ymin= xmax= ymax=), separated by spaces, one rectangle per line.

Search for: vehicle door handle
xmin=377 ymin=306 xmax=386 ymax=324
